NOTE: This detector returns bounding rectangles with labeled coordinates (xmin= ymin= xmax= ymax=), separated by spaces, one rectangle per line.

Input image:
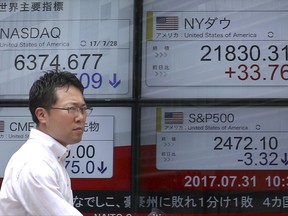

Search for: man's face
xmin=44 ymin=86 xmax=87 ymax=146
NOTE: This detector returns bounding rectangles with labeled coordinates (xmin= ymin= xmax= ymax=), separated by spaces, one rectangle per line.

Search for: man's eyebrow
xmin=65 ymin=102 xmax=87 ymax=107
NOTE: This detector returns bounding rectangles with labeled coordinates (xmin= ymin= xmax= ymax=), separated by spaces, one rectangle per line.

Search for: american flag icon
xmin=164 ymin=112 xmax=183 ymax=124
xmin=0 ymin=120 xmax=4 ymax=132
xmin=156 ymin=16 xmax=179 ymax=30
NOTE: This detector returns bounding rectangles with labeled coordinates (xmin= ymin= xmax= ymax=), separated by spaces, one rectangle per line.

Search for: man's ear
xmin=35 ymin=107 xmax=47 ymax=124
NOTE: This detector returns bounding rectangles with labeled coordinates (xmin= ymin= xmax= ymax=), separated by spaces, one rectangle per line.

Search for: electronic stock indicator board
xmin=0 ymin=0 xmax=134 ymax=100
xmin=0 ymin=106 xmax=132 ymax=215
xmin=142 ymin=0 xmax=288 ymax=99
xmin=140 ymin=106 xmax=288 ymax=215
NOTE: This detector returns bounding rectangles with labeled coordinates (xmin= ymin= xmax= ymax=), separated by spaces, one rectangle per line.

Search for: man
xmin=0 ymin=71 xmax=92 ymax=215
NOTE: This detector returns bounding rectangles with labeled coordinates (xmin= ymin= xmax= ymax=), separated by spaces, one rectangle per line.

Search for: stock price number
xmin=201 ymin=44 xmax=288 ymax=82
xmin=14 ymin=53 xmax=102 ymax=71
xmin=224 ymin=64 xmax=288 ymax=81
xmin=239 ymin=152 xmax=279 ymax=166
xmin=213 ymin=136 xmax=282 ymax=167
xmin=65 ymin=144 xmax=96 ymax=176
xmin=214 ymin=136 xmax=278 ymax=151
xmin=201 ymin=44 xmax=288 ymax=62
xmin=14 ymin=53 xmax=104 ymax=90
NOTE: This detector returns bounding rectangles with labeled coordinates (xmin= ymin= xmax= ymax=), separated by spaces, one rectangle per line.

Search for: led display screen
xmin=140 ymin=106 xmax=288 ymax=215
xmin=141 ymin=0 xmax=288 ymax=98
xmin=0 ymin=0 xmax=134 ymax=100
xmin=0 ymin=106 xmax=132 ymax=214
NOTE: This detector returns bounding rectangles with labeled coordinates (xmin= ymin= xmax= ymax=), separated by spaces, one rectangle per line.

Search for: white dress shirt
xmin=0 ymin=128 xmax=82 ymax=216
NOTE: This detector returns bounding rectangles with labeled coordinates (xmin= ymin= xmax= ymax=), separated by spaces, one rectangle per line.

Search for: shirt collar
xmin=29 ymin=128 xmax=69 ymax=162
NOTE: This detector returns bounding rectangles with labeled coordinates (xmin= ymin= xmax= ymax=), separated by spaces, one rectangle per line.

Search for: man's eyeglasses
xmin=50 ymin=106 xmax=93 ymax=116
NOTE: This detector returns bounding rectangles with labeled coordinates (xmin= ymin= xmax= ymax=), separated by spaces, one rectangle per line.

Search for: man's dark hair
xmin=29 ymin=70 xmax=84 ymax=124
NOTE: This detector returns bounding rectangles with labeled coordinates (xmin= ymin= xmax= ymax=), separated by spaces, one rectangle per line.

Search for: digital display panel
xmin=140 ymin=106 xmax=288 ymax=215
xmin=141 ymin=0 xmax=288 ymax=99
xmin=0 ymin=0 xmax=134 ymax=100
xmin=0 ymin=106 xmax=132 ymax=214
